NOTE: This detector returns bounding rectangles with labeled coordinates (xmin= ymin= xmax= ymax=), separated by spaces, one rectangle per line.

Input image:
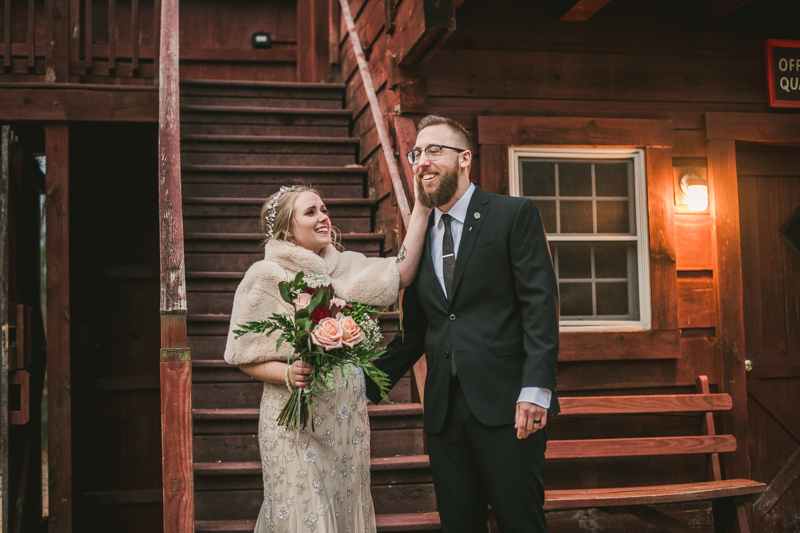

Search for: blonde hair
xmin=260 ymin=184 xmax=340 ymax=249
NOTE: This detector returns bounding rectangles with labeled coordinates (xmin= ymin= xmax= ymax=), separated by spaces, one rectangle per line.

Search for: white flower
xmin=303 ymin=445 xmax=318 ymax=462
xmin=277 ymin=503 xmax=289 ymax=520
xmin=338 ymin=403 xmax=351 ymax=419
xmin=263 ymin=502 xmax=271 ymax=519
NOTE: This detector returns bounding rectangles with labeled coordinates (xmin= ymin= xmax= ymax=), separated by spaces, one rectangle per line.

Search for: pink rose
xmin=310 ymin=317 xmax=344 ymax=351
xmin=293 ymin=293 xmax=312 ymax=310
xmin=339 ymin=315 xmax=364 ymax=348
xmin=329 ymin=297 xmax=348 ymax=317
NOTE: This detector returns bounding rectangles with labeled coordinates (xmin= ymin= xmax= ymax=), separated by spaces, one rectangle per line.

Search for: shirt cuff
xmin=517 ymin=387 xmax=551 ymax=409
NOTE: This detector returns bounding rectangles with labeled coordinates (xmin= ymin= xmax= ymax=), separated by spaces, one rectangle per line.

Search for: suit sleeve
xmin=509 ymin=199 xmax=559 ymax=393
xmin=365 ymin=279 xmax=428 ymax=404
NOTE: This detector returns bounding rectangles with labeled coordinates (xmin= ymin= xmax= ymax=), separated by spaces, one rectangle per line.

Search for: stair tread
xmin=181 ymin=79 xmax=346 ymax=90
xmin=184 ymin=197 xmax=376 ymax=206
xmin=184 ymin=232 xmax=384 ymax=242
xmin=182 ymin=104 xmax=352 ymax=116
xmin=182 ymin=134 xmax=360 ymax=144
xmin=368 ymin=403 xmax=424 ymax=417
xmin=194 ymin=455 xmax=430 ymax=475
xmin=181 ymin=164 xmax=367 ymax=173
xmin=195 ymin=514 xmax=441 ymax=533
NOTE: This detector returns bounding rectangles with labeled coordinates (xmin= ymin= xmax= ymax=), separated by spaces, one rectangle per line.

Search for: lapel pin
xmin=474 ymin=212 xmax=481 ymax=219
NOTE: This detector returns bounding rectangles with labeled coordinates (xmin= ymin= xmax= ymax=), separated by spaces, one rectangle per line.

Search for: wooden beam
xmin=158 ymin=0 xmax=193 ymax=531
xmin=45 ymin=0 xmax=70 ymax=82
xmin=1 ymin=126 xmax=11 ymax=533
xmin=396 ymin=0 xmax=456 ymax=67
xmin=752 ymin=447 xmax=800 ymax=518
xmin=747 ymin=377 xmax=800 ymax=444
xmin=560 ymin=0 xmax=613 ymax=22
xmin=0 ymin=85 xmax=158 ymax=122
xmin=747 ymin=350 xmax=800 ymax=379
xmin=625 ymin=505 xmax=699 ymax=533
xmin=477 ymin=116 xmax=673 ymax=147
xmin=708 ymin=139 xmax=750 ymax=480
xmin=692 ymin=0 xmax=754 ymax=23
xmin=45 ymin=123 xmax=71 ymax=533
xmin=705 ymin=113 xmax=800 ymax=145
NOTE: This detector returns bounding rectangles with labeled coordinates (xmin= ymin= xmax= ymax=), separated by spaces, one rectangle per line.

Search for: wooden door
xmin=737 ymin=144 xmax=800 ymax=533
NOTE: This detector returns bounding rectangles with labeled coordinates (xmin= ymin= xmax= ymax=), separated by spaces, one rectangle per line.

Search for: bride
xmin=224 ymin=184 xmax=430 ymax=532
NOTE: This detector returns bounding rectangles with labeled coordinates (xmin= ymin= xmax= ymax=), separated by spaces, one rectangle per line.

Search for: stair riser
xmin=185 ymin=216 xmax=371 ymax=235
xmin=185 ymin=248 xmax=381 ymax=272
xmin=180 ymin=85 xmax=344 ymax=100
xmin=182 ymin=140 xmax=358 ymax=155
xmin=193 ymin=378 xmax=410 ymax=411
xmin=181 ymin=112 xmax=349 ymax=127
xmin=182 ymin=123 xmax=351 ymax=138
xmin=186 ymin=288 xmax=404 ymax=316
xmin=183 ymin=182 xmax=366 ymax=200
xmin=194 ymin=426 xmax=423 ymax=463
xmin=183 ymin=153 xmax=356 ymax=167
xmin=181 ymin=95 xmax=343 ymax=110
xmin=194 ymin=484 xmax=437 ymax=521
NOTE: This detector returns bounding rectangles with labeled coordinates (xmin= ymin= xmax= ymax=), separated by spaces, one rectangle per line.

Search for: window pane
xmin=522 ymin=161 xmax=555 ymax=197
xmin=557 ymin=244 xmax=591 ymax=279
xmin=560 ymin=201 xmax=593 ymax=233
xmin=594 ymin=244 xmax=628 ymax=279
xmin=559 ymin=163 xmax=592 ymax=197
xmin=560 ymin=282 xmax=593 ymax=316
xmin=596 ymin=200 xmax=630 ymax=233
xmin=595 ymin=163 xmax=629 ymax=197
xmin=596 ymin=282 xmax=629 ymax=316
xmin=535 ymin=200 xmax=556 ymax=234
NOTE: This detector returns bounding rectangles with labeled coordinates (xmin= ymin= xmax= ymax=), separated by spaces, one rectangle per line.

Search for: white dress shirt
xmin=431 ymin=183 xmax=552 ymax=409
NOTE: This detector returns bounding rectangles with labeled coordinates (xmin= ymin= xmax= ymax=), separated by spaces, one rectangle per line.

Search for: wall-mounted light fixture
xmin=673 ymin=160 xmax=709 ymax=213
xmin=680 ymin=173 xmax=708 ymax=212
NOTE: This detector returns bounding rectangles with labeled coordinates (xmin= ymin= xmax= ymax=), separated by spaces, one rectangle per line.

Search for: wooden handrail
xmin=338 ymin=0 xmax=412 ymax=229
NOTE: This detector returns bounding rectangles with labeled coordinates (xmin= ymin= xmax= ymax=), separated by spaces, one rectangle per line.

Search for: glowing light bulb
xmin=685 ymin=184 xmax=708 ymax=212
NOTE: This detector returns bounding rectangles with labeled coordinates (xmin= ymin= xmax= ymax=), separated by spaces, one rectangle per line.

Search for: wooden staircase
xmin=179 ymin=79 xmax=440 ymax=532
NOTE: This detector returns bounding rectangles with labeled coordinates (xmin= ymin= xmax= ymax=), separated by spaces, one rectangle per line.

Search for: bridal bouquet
xmin=234 ymin=272 xmax=392 ymax=431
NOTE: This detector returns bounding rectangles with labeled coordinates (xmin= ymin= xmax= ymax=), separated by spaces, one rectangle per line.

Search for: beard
xmin=415 ymin=165 xmax=460 ymax=209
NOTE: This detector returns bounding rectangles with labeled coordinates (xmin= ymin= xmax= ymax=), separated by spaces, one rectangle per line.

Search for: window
xmin=510 ymin=147 xmax=651 ymax=330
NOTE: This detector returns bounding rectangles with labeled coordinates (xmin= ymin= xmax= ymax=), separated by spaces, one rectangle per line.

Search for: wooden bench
xmin=542 ymin=376 xmax=765 ymax=533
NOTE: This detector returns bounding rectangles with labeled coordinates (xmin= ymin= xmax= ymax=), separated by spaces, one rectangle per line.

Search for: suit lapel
xmin=450 ymin=187 xmax=491 ymax=300
xmin=421 ymin=210 xmax=449 ymax=308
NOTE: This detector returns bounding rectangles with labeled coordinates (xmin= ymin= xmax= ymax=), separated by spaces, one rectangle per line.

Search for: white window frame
xmin=509 ymin=146 xmax=651 ymax=331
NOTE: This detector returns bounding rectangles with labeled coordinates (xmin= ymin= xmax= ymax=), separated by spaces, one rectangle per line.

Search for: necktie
xmin=441 ymin=214 xmax=455 ymax=299
xmin=441 ymin=214 xmax=457 ymax=376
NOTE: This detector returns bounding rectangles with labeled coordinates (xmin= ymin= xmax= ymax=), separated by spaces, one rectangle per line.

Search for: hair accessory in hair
xmin=265 ymin=185 xmax=296 ymax=238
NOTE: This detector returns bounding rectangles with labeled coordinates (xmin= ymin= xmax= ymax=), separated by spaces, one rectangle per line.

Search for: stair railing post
xmin=158 ymin=0 xmax=194 ymax=531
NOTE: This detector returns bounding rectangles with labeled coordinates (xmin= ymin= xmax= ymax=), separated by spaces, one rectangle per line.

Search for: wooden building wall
xmin=337 ymin=0 xmax=800 ymax=530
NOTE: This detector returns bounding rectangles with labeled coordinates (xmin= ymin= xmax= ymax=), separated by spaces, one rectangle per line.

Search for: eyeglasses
xmin=406 ymin=145 xmax=466 ymax=165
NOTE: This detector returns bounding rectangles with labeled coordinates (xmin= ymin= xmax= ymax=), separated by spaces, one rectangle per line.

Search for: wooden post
xmin=708 ymin=139 xmax=750 ymax=480
xmin=158 ymin=0 xmax=193 ymax=531
xmin=45 ymin=123 xmax=71 ymax=533
xmin=1 ymin=126 xmax=11 ymax=533
xmin=44 ymin=0 xmax=70 ymax=82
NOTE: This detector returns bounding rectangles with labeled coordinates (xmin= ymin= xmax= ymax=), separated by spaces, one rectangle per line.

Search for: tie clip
xmin=442 ymin=253 xmax=454 ymax=258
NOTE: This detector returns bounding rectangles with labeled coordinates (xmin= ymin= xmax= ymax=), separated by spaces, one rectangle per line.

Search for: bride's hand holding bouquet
xmin=234 ymin=271 xmax=392 ymax=431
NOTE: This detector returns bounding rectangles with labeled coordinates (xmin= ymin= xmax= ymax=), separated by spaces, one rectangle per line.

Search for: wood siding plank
xmin=560 ymin=330 xmax=681 ymax=361
xmin=675 ymin=215 xmax=713 ymax=271
xmin=705 ymin=113 xmax=800 ymax=144
xmin=647 ymin=146 xmax=679 ymax=330
xmin=678 ymin=274 xmax=715 ymax=329
xmin=0 ymin=86 xmax=158 ymax=122
xmin=45 ymin=0 xmax=71 ymax=81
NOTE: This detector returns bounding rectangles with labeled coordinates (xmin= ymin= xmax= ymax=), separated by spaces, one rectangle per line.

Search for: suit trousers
xmin=427 ymin=376 xmax=548 ymax=533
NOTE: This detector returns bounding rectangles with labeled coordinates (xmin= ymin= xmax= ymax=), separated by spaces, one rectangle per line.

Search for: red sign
xmin=766 ymin=39 xmax=800 ymax=109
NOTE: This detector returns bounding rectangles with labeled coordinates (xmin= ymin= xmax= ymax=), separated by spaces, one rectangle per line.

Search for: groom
xmin=366 ymin=115 xmax=560 ymax=532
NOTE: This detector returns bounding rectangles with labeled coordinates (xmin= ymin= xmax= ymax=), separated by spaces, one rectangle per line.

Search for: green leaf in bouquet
xmin=294 ymin=271 xmax=305 ymax=285
xmin=278 ymin=281 xmax=293 ymax=304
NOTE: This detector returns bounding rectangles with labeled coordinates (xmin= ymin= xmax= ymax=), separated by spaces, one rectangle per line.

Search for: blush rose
xmin=293 ymin=293 xmax=312 ymax=310
xmin=339 ymin=315 xmax=364 ymax=348
xmin=311 ymin=317 xmax=344 ymax=351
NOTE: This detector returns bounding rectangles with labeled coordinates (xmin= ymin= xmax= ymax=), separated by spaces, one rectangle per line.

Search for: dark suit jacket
xmin=367 ymin=186 xmax=560 ymax=434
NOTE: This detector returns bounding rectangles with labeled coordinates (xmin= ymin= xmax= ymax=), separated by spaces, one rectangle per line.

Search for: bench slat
xmin=544 ymin=479 xmax=766 ymax=510
xmin=558 ymin=394 xmax=732 ymax=415
xmin=546 ymin=435 xmax=737 ymax=459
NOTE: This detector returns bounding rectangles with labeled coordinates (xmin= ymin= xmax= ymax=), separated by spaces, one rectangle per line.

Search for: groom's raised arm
xmin=365 ymin=279 xmax=427 ymax=404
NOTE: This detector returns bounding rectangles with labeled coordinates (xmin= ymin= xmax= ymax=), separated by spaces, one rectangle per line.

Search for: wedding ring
xmin=534 ymin=419 xmax=542 ymax=424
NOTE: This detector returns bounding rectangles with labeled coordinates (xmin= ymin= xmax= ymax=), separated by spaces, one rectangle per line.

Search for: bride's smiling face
xmin=291 ymin=191 xmax=332 ymax=254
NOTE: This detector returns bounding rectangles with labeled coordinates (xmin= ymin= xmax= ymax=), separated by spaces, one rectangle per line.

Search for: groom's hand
xmin=515 ymin=402 xmax=548 ymax=439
